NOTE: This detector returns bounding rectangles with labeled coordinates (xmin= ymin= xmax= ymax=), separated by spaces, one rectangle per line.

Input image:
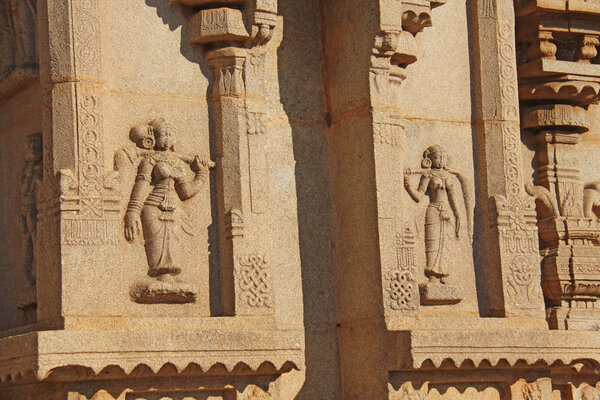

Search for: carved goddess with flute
xmin=404 ymin=145 xmax=472 ymax=285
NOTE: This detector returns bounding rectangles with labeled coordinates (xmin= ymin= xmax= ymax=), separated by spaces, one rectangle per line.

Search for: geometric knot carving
xmin=236 ymin=254 xmax=273 ymax=309
xmin=384 ymin=227 xmax=419 ymax=314
xmin=385 ymin=270 xmax=417 ymax=311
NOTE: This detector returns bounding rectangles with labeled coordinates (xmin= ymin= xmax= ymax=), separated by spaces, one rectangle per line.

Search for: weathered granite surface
xmin=3 ymin=0 xmax=600 ymax=399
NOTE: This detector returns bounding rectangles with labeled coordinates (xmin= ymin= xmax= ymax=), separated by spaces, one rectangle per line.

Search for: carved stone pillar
xmin=35 ymin=0 xmax=121 ymax=328
xmin=206 ymin=47 xmax=248 ymax=315
xmin=469 ymin=0 xmax=546 ymax=318
xmin=177 ymin=0 xmax=277 ymax=316
xmin=322 ymin=0 xmax=450 ymax=397
xmin=515 ymin=0 xmax=600 ymax=330
xmin=372 ymin=0 xmax=449 ymax=318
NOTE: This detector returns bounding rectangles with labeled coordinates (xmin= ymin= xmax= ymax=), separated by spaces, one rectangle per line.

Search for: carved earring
xmin=421 ymin=157 xmax=432 ymax=169
xmin=142 ymin=137 xmax=155 ymax=150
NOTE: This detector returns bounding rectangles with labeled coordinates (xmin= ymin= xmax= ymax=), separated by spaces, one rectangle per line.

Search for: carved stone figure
xmin=18 ymin=132 xmax=42 ymax=309
xmin=124 ymin=119 xmax=213 ymax=304
xmin=0 ymin=0 xmax=36 ymax=75
xmin=525 ymin=182 xmax=559 ymax=217
xmin=404 ymin=144 xmax=471 ymax=305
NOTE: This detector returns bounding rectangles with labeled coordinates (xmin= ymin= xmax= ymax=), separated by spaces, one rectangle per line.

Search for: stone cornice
xmin=388 ymin=329 xmax=600 ymax=370
xmin=0 ymin=329 xmax=303 ymax=384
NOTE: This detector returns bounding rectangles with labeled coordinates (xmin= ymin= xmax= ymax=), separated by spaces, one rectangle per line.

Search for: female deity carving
xmin=18 ymin=132 xmax=42 ymax=309
xmin=404 ymin=145 xmax=472 ymax=285
xmin=124 ymin=119 xmax=213 ymax=303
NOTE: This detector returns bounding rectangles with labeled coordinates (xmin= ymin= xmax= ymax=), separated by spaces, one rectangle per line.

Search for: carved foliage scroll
xmin=494 ymin=123 xmax=542 ymax=310
xmin=58 ymin=0 xmax=121 ymax=246
xmin=497 ymin=22 xmax=519 ymax=120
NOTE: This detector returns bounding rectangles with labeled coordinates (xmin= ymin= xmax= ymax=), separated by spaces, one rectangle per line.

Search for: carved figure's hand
xmin=191 ymin=156 xmax=210 ymax=173
xmin=455 ymin=218 xmax=461 ymax=238
xmin=124 ymin=212 xmax=141 ymax=241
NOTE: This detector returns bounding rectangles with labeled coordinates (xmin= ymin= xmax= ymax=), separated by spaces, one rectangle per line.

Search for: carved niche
xmin=516 ymin=0 xmax=600 ymax=329
xmin=0 ymin=0 xmax=38 ymax=96
xmin=17 ymin=132 xmax=42 ymax=310
xmin=119 ymin=119 xmax=214 ymax=304
xmin=370 ymin=0 xmax=449 ymax=318
xmin=403 ymin=145 xmax=473 ymax=306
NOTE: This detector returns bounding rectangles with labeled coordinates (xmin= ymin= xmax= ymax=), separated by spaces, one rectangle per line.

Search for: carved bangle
xmin=135 ymin=174 xmax=149 ymax=181
xmin=127 ymin=200 xmax=142 ymax=213
xmin=195 ymin=170 xmax=206 ymax=182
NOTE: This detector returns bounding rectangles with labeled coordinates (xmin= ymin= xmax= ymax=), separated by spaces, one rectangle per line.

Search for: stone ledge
xmin=0 ymin=329 xmax=303 ymax=383
xmin=388 ymin=329 xmax=600 ymax=370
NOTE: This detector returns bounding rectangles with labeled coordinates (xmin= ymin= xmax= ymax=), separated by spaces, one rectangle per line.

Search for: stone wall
xmin=2 ymin=0 xmax=600 ymax=399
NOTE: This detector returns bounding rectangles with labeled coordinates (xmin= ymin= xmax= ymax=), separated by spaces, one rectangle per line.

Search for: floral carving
xmin=497 ymin=23 xmax=519 ymax=120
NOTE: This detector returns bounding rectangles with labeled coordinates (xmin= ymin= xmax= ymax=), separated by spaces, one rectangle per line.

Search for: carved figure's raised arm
xmin=404 ymin=168 xmax=429 ymax=203
xmin=175 ymin=156 xmax=211 ymax=201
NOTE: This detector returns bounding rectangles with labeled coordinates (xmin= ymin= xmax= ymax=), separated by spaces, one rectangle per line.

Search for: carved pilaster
xmin=182 ymin=0 xmax=277 ymax=316
xmin=32 ymin=0 xmax=123 ymax=326
xmin=57 ymin=0 xmax=120 ymax=247
xmin=471 ymin=0 xmax=545 ymax=317
xmin=207 ymin=46 xmax=250 ymax=315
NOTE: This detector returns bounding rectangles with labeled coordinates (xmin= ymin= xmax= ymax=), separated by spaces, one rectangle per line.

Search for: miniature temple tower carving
xmin=516 ymin=1 xmax=600 ymax=329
